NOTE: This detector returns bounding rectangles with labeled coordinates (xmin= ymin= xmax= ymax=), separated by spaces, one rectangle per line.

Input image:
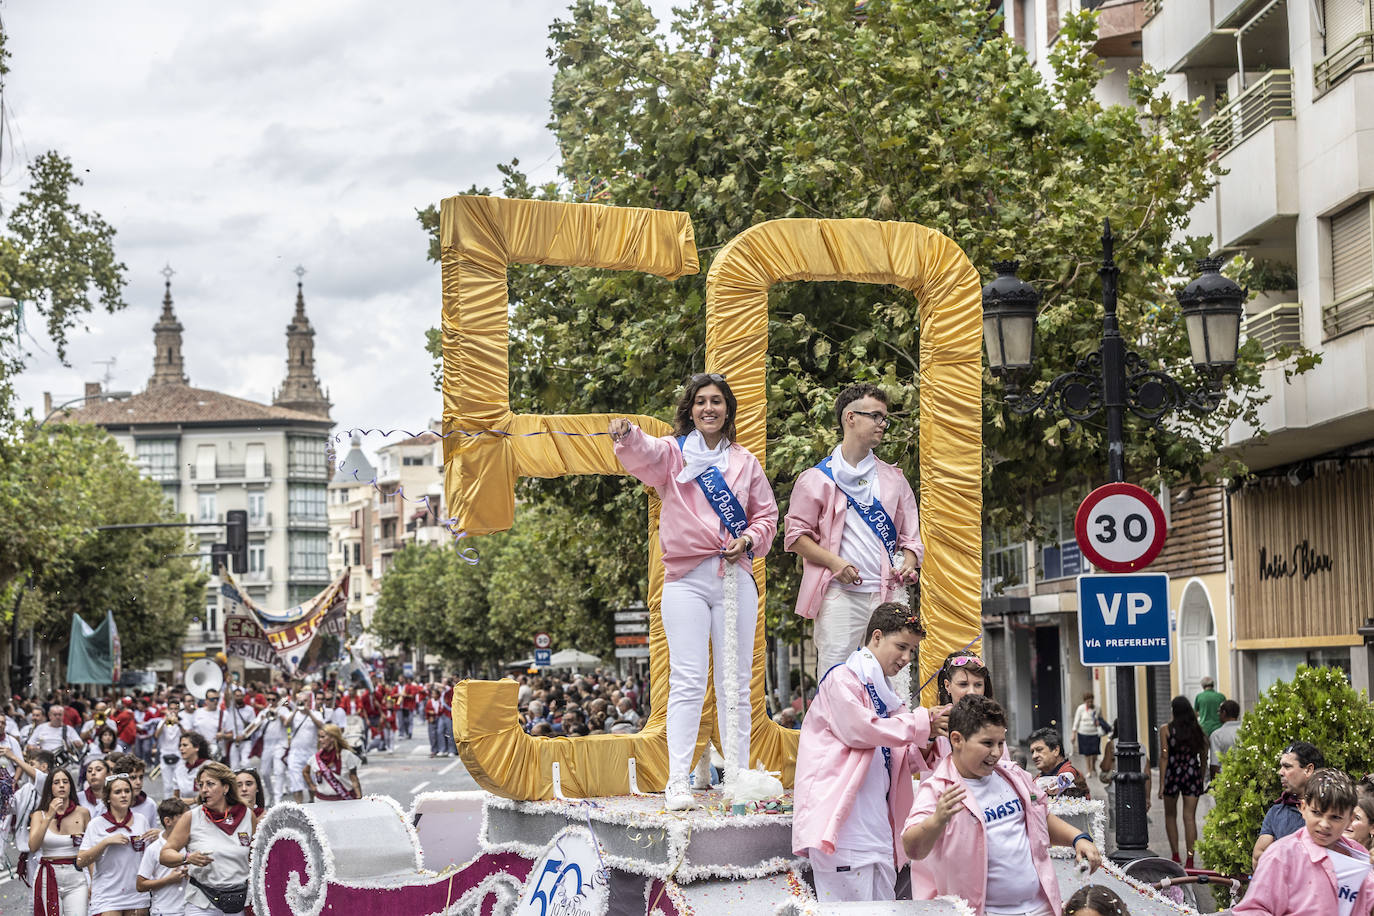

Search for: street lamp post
xmin=981 ymin=221 xmax=1245 ymax=863
xmin=9 ymin=389 xmax=133 ymax=695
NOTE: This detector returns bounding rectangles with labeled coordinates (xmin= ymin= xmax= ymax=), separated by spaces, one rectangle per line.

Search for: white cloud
xmin=8 ymin=0 xmax=677 ymax=448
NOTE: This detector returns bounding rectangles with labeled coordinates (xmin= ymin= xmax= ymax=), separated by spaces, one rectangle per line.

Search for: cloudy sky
xmin=8 ymin=0 xmax=670 ymax=453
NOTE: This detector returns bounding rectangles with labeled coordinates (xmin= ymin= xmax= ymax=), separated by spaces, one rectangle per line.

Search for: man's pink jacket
xmin=783 ymin=459 xmax=923 ymax=619
xmin=904 ymin=754 xmax=1064 ymax=915
xmin=791 ymin=664 xmax=931 ymax=868
xmin=1233 ymin=828 xmax=1374 ymax=915
xmin=614 ymin=427 xmax=778 ymax=582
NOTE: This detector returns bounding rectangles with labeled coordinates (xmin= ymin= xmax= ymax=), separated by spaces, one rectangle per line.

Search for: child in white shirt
xmin=138 ymin=797 xmax=190 ymax=916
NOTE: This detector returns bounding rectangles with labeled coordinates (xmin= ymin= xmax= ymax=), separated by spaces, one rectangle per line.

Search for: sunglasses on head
xmin=948 ymin=655 xmax=984 ymax=669
xmin=690 ymin=373 xmax=726 ymax=385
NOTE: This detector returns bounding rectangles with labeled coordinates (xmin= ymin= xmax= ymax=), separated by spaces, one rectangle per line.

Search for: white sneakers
xmin=664 ymin=778 xmax=694 ymax=811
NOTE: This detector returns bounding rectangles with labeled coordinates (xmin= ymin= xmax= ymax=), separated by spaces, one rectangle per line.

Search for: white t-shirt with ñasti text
xmin=1328 ymin=846 xmax=1372 ymax=916
xmin=965 ymin=772 xmax=1046 ymax=916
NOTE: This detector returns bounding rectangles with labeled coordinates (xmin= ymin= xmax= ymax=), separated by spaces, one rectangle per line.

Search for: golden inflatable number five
xmin=444 ymin=196 xmax=983 ymax=801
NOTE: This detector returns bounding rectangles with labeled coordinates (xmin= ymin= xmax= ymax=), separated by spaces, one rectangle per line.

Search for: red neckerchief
xmin=253 ymin=805 xmax=265 ymax=820
xmin=102 ymin=810 xmax=133 ymax=833
xmin=187 ymin=757 xmax=209 ymax=771
xmin=1274 ymin=790 xmax=1301 ymax=808
xmin=133 ymin=791 xmax=148 ymax=807
xmin=82 ymin=787 xmax=100 ymax=807
xmin=317 ymin=747 xmax=341 ymax=773
xmin=52 ymin=800 xmax=78 ymax=831
xmin=202 ymin=803 xmax=247 ymax=836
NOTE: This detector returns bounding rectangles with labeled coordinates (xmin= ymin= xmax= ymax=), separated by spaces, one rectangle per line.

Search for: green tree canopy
xmin=419 ymin=0 xmax=1283 ymax=633
xmin=3 ymin=422 xmax=204 ymax=689
xmin=1197 ymin=665 xmax=1374 ymax=876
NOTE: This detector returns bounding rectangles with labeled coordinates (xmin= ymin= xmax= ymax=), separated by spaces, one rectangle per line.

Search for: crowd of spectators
xmin=516 ymin=669 xmax=646 ymax=737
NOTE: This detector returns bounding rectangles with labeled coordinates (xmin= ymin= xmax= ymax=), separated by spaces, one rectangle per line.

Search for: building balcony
xmin=1201 ymin=72 xmax=1297 ymax=249
xmin=377 ymin=500 xmax=399 ymax=520
xmin=189 ymin=463 xmax=272 ymax=481
xmin=1243 ymin=302 xmax=1302 ymax=358
xmin=378 ymin=537 xmax=400 ymax=553
xmin=286 ymin=464 xmax=328 ymax=481
xmin=1324 ymin=288 xmax=1374 ymax=341
xmin=1143 ymin=0 xmax=1287 ymax=74
xmin=288 ymin=567 xmax=332 ymax=583
xmin=286 ymin=514 xmax=329 ymax=530
xmin=1084 ymin=0 xmax=1145 ymax=58
xmin=1316 ymin=32 xmax=1374 ymax=98
xmin=242 ymin=566 xmax=274 ymax=584
xmin=249 ymin=511 xmax=272 ymax=530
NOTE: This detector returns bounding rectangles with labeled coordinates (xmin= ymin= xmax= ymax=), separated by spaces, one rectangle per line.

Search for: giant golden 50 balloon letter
xmin=444 ymin=196 xmax=983 ymax=801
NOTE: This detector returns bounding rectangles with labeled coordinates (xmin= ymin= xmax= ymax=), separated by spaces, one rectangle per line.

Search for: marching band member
xmin=610 ymin=372 xmax=778 ymax=810
xmin=153 ymin=700 xmax=185 ymax=800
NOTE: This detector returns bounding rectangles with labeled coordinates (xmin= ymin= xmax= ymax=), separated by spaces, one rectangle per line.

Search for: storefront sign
xmin=1258 ymin=540 xmax=1333 ymax=581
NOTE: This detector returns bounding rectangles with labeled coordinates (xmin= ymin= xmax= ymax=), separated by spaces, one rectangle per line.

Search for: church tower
xmin=272 ymin=266 xmax=332 ymax=418
xmin=148 ymin=265 xmax=189 ymax=389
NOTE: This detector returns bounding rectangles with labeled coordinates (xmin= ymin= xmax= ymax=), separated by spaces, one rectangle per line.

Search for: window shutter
xmin=1324 ymin=0 xmax=1370 ymax=55
xmin=1332 ymin=198 xmax=1374 ymax=301
xmin=196 ymin=444 xmax=217 ymax=480
xmin=245 ymin=443 xmax=266 ymax=478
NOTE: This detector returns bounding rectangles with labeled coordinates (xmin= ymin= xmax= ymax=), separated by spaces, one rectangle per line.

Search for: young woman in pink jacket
xmin=903 ymin=695 xmax=1102 ymax=916
xmin=791 ymin=603 xmax=948 ymax=903
xmin=1234 ymin=768 xmax=1374 ymax=916
xmin=609 ymin=373 xmax=778 ymax=811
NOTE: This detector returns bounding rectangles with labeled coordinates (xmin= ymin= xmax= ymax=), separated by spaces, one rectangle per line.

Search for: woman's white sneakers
xmin=665 ymin=778 xmax=694 ymax=811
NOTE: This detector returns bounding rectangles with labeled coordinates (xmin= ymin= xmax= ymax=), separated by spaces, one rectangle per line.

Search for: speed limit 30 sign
xmin=1074 ymin=483 xmax=1168 ymax=573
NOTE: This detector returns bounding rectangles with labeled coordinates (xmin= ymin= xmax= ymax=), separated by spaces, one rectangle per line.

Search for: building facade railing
xmin=1315 ymin=32 xmax=1374 ymax=97
xmin=1203 ymin=70 xmax=1293 ymax=157
xmin=1143 ymin=0 xmax=1161 ymax=21
xmin=189 ymin=463 xmax=272 ymax=481
xmin=1323 ymin=288 xmax=1374 ymax=340
xmin=1243 ymin=302 xmax=1303 ymax=357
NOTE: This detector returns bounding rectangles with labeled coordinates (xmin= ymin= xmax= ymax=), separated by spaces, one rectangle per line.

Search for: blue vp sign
xmin=1077 ymin=573 xmax=1172 ymax=667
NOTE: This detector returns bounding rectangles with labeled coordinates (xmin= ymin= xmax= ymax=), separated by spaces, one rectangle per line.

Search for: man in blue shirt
xmin=1251 ymin=740 xmax=1323 ymax=871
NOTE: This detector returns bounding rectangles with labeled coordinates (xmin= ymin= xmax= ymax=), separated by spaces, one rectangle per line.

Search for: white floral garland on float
xmin=1044 ymin=797 xmax=1108 ymax=850
xmin=479 ymin=794 xmax=805 ymax=884
xmin=248 ymin=795 xmax=431 ymax=916
xmin=721 ymin=560 xmax=742 ymax=799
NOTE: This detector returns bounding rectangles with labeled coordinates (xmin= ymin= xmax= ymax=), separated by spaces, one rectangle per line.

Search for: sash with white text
xmin=817 ymin=457 xmax=899 ymax=561
xmin=676 ymin=437 xmax=751 ymax=553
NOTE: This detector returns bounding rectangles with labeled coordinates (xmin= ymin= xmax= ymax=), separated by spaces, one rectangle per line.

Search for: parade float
xmin=248 ymin=196 xmax=1207 ymax=915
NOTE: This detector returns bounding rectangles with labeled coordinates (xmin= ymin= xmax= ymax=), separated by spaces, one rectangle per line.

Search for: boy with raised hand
xmin=792 ymin=602 xmax=949 ymax=903
xmin=1234 ymin=768 xmax=1374 ymax=915
xmin=904 ymin=695 xmax=1102 ymax=916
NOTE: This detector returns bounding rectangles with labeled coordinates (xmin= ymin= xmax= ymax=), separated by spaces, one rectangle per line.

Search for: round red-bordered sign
xmin=533 ymin=631 xmax=552 ymax=650
xmin=1073 ymin=482 xmax=1168 ymax=573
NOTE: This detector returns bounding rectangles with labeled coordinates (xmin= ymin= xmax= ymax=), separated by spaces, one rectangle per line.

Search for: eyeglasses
xmin=690 ymin=373 xmax=727 ymax=385
xmin=849 ymin=409 xmax=893 ymax=428
xmin=947 ymin=655 xmax=984 ymax=669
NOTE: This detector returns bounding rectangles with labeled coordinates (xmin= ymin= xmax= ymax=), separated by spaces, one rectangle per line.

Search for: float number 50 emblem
xmin=1073 ymin=482 xmax=1168 ymax=573
xmin=515 ymin=827 xmax=608 ymax=916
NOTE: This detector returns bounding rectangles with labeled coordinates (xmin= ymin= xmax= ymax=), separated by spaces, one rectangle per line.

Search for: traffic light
xmin=226 ymin=509 xmax=248 ymax=574
xmin=211 ymin=542 xmax=230 ymax=576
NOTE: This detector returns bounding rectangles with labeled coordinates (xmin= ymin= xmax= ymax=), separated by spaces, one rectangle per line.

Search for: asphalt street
xmin=0 ymin=731 xmax=478 ymax=916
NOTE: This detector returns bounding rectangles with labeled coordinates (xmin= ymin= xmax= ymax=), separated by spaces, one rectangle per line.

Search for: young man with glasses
xmin=785 ymin=384 xmax=923 ymax=691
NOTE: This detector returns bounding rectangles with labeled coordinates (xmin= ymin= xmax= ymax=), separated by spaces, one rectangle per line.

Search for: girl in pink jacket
xmin=1234 ymin=768 xmax=1374 ymax=916
xmin=791 ymin=602 xmax=947 ymax=903
xmin=609 ymin=374 xmax=778 ymax=811
xmin=903 ymin=695 xmax=1102 ymax=915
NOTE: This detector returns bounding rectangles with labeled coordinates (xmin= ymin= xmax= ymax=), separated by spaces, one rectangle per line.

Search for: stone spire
xmin=272 ymin=266 xmax=332 ymax=418
xmin=148 ymin=265 xmax=189 ymax=389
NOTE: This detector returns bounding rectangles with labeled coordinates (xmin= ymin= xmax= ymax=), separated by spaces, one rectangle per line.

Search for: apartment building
xmin=60 ymin=272 xmax=334 ymax=674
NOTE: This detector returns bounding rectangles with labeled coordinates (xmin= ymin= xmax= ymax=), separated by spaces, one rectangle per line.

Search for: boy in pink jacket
xmin=903 ymin=695 xmax=1102 ymax=915
xmin=792 ymin=602 xmax=948 ymax=902
xmin=783 ymin=384 xmax=923 ymax=685
xmin=1234 ymin=768 xmax=1374 ymax=916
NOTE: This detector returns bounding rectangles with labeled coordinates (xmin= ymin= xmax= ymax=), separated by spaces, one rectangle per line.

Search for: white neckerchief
xmin=830 ymin=445 xmax=877 ymax=506
xmin=675 ymin=429 xmax=732 ymax=483
xmin=845 ymin=647 xmax=902 ymax=714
